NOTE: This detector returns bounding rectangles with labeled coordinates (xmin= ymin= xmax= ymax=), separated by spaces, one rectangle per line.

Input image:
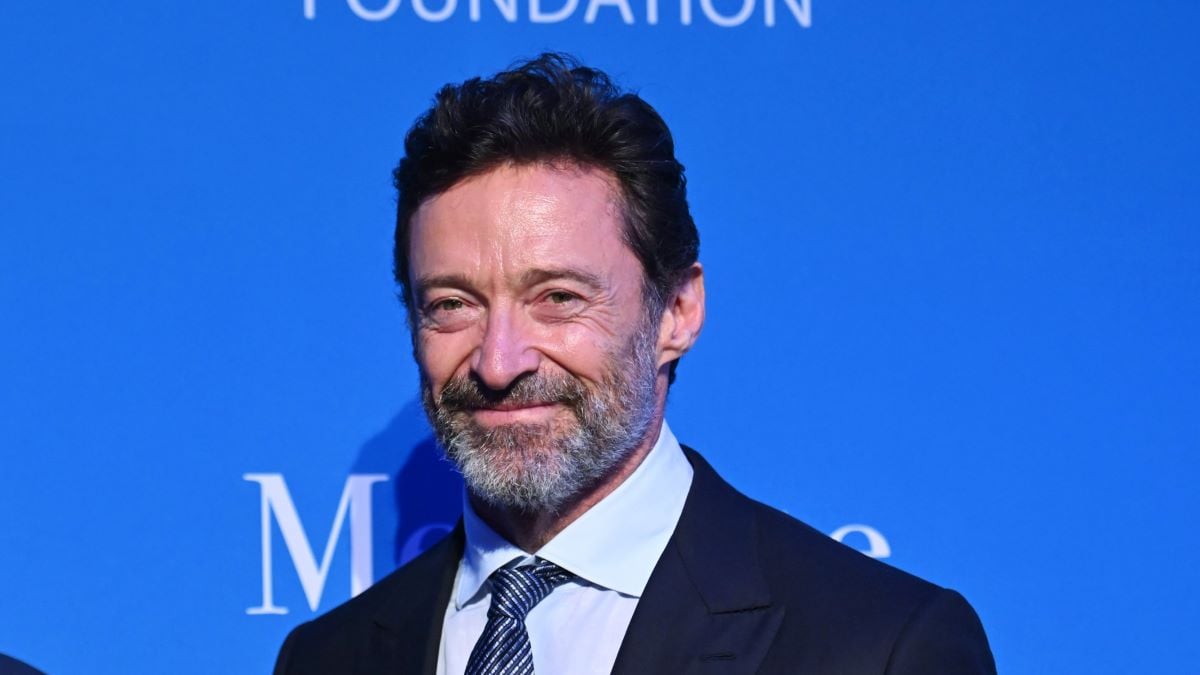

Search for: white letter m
xmin=244 ymin=473 xmax=389 ymax=615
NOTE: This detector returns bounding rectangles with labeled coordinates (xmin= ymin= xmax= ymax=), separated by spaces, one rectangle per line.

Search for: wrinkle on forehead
xmin=410 ymin=162 xmax=631 ymax=289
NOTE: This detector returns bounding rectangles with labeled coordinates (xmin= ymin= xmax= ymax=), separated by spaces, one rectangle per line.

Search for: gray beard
xmin=421 ymin=320 xmax=659 ymax=514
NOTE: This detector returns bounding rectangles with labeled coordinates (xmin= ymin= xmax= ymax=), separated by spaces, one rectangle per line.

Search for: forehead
xmin=409 ymin=163 xmax=636 ymax=284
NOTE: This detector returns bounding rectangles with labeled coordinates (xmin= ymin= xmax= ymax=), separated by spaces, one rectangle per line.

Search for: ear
xmin=657 ymin=263 xmax=706 ymax=368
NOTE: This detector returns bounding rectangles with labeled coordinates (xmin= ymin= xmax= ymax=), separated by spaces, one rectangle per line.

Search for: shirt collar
xmin=456 ymin=420 xmax=693 ymax=609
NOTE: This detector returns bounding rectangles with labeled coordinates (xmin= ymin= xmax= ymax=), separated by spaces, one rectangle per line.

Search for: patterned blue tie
xmin=465 ymin=559 xmax=574 ymax=675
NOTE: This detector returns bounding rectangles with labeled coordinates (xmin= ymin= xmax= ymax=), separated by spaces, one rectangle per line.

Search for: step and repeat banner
xmin=2 ymin=2 xmax=1196 ymax=673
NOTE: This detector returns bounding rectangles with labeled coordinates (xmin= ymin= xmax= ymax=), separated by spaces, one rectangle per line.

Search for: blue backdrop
xmin=2 ymin=2 xmax=1197 ymax=673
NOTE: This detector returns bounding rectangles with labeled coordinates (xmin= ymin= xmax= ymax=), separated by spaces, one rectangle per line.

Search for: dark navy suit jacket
xmin=274 ymin=448 xmax=997 ymax=674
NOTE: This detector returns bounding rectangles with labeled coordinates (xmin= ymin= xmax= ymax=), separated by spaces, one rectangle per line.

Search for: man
xmin=274 ymin=53 xmax=996 ymax=674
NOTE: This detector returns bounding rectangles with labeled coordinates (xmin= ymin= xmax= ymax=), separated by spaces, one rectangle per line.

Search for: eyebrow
xmin=412 ymin=273 xmax=481 ymax=302
xmin=518 ymin=267 xmax=607 ymax=291
xmin=413 ymin=268 xmax=607 ymax=300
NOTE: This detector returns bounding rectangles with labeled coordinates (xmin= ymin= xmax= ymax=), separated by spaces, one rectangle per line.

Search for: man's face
xmin=408 ymin=163 xmax=664 ymax=512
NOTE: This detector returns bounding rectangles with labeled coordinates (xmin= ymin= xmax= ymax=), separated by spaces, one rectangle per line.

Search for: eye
xmin=545 ymin=291 xmax=578 ymax=305
xmin=420 ymin=295 xmax=478 ymax=332
xmin=430 ymin=297 xmax=466 ymax=313
xmin=532 ymin=290 xmax=584 ymax=321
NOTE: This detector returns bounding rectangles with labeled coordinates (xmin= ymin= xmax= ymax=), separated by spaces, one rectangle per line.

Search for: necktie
xmin=465 ymin=559 xmax=574 ymax=675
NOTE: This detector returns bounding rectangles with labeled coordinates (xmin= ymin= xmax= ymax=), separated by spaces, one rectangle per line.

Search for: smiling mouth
xmin=471 ymin=402 xmax=560 ymax=424
xmin=480 ymin=401 xmax=554 ymax=411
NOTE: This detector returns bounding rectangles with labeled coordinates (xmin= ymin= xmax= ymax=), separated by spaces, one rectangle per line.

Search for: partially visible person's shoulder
xmin=272 ymin=524 xmax=463 ymax=675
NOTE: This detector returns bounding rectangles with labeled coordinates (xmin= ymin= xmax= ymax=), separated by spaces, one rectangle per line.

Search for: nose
xmin=470 ymin=306 xmax=541 ymax=391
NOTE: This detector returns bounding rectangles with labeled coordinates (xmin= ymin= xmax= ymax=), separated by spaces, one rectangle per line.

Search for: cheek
xmin=548 ymin=327 xmax=589 ymax=359
xmin=538 ymin=324 xmax=620 ymax=382
xmin=417 ymin=331 xmax=476 ymax=386
xmin=549 ymin=300 xmax=640 ymax=356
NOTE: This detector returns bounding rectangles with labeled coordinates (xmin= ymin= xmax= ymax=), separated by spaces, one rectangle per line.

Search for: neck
xmin=471 ymin=415 xmax=664 ymax=553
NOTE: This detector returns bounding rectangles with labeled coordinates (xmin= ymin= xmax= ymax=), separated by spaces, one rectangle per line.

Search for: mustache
xmin=438 ymin=372 xmax=587 ymax=412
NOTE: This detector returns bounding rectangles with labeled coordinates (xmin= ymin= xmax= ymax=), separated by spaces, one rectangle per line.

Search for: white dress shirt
xmin=436 ymin=421 xmax=694 ymax=675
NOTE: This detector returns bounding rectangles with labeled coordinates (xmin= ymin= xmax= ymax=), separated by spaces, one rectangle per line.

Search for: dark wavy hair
xmin=392 ymin=52 xmax=699 ymax=380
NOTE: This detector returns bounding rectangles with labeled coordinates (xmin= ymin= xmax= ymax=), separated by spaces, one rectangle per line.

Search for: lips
xmin=470 ymin=402 xmax=560 ymax=424
xmin=477 ymin=401 xmax=554 ymax=412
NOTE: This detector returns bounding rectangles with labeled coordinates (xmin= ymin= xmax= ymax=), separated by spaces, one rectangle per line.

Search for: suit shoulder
xmin=675 ymin=449 xmax=994 ymax=671
xmin=748 ymin=497 xmax=940 ymax=607
xmin=745 ymin=498 xmax=994 ymax=672
xmin=681 ymin=447 xmax=943 ymax=610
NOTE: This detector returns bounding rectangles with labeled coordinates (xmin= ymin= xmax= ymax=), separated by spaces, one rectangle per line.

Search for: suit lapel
xmin=367 ymin=522 xmax=465 ymax=675
xmin=612 ymin=449 xmax=784 ymax=675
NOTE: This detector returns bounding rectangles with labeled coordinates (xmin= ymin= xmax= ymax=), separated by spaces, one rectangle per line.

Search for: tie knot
xmin=486 ymin=559 xmax=574 ymax=621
